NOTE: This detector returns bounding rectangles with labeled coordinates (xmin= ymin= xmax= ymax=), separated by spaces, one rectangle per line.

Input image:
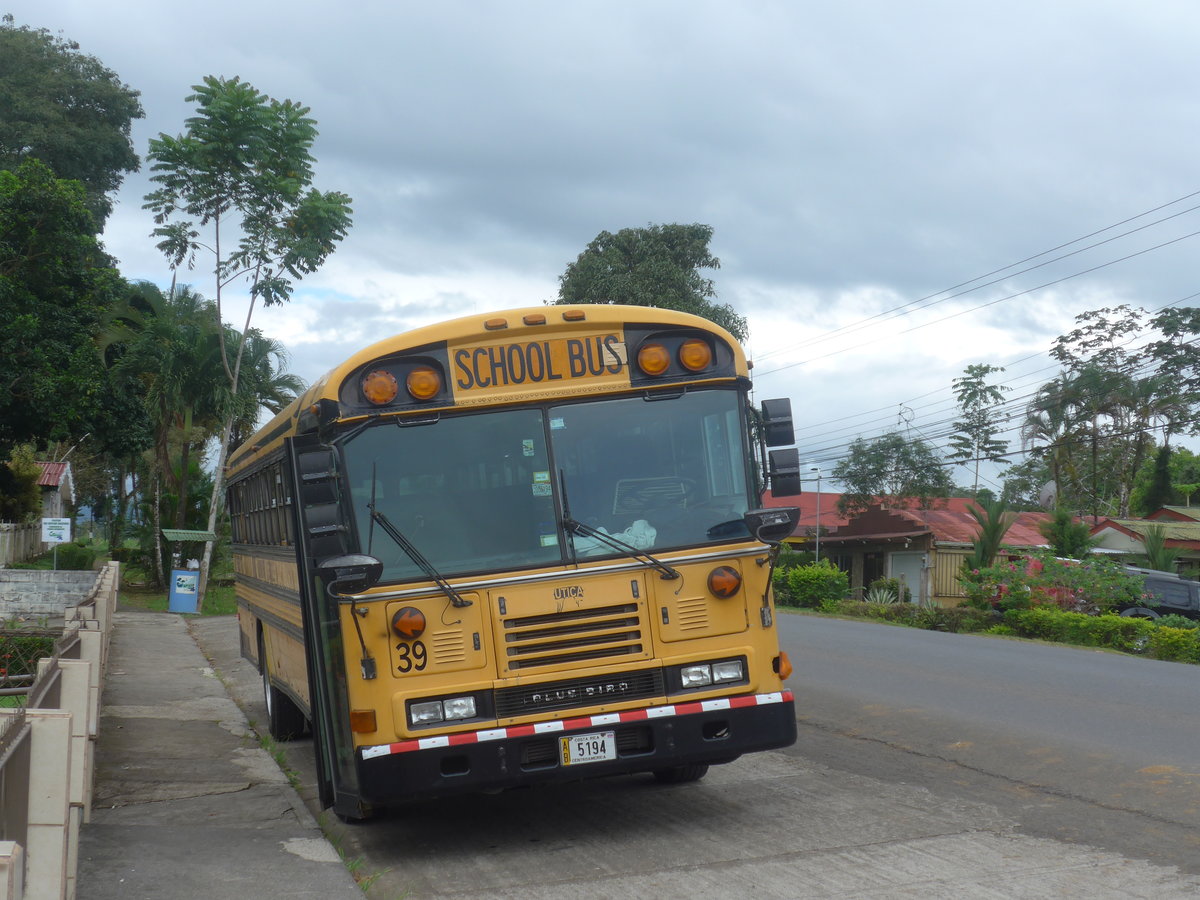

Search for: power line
xmin=756 ymin=228 xmax=1200 ymax=379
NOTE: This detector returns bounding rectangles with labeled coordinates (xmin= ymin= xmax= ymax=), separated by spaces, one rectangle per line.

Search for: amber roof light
xmin=362 ymin=369 xmax=399 ymax=405
xmin=636 ymin=343 xmax=671 ymax=376
xmin=406 ymin=366 xmax=442 ymax=401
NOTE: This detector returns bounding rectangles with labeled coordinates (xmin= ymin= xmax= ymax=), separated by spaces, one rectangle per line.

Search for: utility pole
xmin=810 ymin=466 xmax=822 ymax=563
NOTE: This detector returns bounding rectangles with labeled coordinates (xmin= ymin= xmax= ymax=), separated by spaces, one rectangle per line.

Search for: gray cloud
xmin=12 ymin=0 xmax=1200 ymax=466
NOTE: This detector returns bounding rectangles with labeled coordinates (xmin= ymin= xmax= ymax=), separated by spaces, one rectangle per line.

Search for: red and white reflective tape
xmin=360 ymin=689 xmax=794 ymax=761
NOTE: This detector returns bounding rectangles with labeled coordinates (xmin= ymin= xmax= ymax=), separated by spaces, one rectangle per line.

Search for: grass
xmin=118 ymin=562 xmax=238 ymax=616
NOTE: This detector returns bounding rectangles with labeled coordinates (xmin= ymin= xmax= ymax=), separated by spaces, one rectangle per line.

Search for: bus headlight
xmin=409 ymin=695 xmax=479 ymax=727
xmin=409 ymin=700 xmax=444 ymax=725
xmin=711 ymin=660 xmax=745 ymax=683
xmin=674 ymin=657 xmax=748 ymax=691
xmin=442 ymin=696 xmax=477 ymax=720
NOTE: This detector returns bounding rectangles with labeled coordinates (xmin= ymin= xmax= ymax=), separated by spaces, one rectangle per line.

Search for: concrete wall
xmin=0 ymin=571 xmax=100 ymax=618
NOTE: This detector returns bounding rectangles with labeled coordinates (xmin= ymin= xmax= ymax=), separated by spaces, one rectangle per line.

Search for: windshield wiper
xmin=559 ymin=468 xmax=679 ymax=580
xmin=367 ymin=503 xmax=473 ymax=608
xmin=563 ymin=517 xmax=681 ymax=580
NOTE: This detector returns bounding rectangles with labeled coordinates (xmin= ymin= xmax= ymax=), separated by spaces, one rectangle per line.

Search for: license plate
xmin=560 ymin=730 xmax=616 ymax=766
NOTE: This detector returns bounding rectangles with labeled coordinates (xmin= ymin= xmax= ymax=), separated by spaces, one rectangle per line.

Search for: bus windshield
xmin=341 ymin=388 xmax=752 ymax=582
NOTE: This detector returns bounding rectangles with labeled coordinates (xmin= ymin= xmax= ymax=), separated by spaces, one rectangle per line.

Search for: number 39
xmin=395 ymin=640 xmax=427 ymax=673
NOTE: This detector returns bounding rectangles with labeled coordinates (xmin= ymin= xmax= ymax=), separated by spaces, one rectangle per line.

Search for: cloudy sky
xmin=14 ymin=1 xmax=1200 ymax=492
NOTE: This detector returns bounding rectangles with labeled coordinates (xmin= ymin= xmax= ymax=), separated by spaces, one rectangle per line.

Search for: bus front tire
xmin=260 ymin=635 xmax=306 ymax=741
xmin=652 ymin=763 xmax=709 ymax=784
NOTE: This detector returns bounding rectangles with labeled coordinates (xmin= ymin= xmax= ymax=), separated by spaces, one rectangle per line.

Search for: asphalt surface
xmin=76 ymin=610 xmax=1200 ymax=899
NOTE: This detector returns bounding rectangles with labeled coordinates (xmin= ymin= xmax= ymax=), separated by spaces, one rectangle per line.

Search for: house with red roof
xmin=1089 ymin=507 xmax=1200 ymax=578
xmin=760 ymin=489 xmax=850 ymax=553
xmin=815 ymin=501 xmax=1054 ymax=607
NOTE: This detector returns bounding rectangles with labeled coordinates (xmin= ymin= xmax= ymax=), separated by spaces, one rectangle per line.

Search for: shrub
xmin=0 ymin=633 xmax=57 ymax=677
xmin=838 ymin=601 xmax=996 ymax=633
xmin=1155 ymin=614 xmax=1198 ymax=631
xmin=54 ymin=541 xmax=97 ymax=570
xmin=1147 ymin=627 xmax=1200 ymax=663
xmin=774 ymin=561 xmax=848 ymax=609
xmin=1002 ymin=608 xmax=1155 ymax=653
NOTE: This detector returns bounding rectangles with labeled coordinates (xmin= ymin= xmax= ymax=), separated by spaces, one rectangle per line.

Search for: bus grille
xmin=502 ymin=603 xmax=644 ymax=671
xmin=495 ymin=668 xmax=665 ymax=718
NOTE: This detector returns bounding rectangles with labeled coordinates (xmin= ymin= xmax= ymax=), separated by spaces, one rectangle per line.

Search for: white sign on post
xmin=42 ymin=517 xmax=71 ymax=544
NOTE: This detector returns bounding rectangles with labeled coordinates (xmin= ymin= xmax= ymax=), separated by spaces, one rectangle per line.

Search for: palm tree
xmin=1140 ymin=524 xmax=1179 ymax=572
xmin=1022 ymin=375 xmax=1079 ymax=505
xmin=109 ymin=284 xmax=229 ymax=584
xmin=225 ymin=327 xmax=306 ymax=454
xmin=962 ymin=498 xmax=1017 ymax=573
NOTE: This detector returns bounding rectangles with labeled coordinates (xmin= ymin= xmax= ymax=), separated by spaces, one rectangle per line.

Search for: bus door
xmin=287 ymin=433 xmax=367 ymax=819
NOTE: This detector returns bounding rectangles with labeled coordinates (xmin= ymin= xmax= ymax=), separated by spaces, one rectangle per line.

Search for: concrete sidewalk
xmin=77 ymin=611 xmax=362 ymax=899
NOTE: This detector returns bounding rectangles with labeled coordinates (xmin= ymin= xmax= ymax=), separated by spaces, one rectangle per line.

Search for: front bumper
xmin=357 ymin=690 xmax=795 ymax=805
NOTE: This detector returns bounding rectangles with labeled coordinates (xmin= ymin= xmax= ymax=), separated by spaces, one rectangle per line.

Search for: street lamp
xmin=810 ymin=466 xmax=822 ymax=563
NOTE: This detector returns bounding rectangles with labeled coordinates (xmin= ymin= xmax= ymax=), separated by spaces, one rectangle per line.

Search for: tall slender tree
xmin=947 ymin=364 xmax=1010 ymax=496
xmin=144 ymin=75 xmax=352 ymax=602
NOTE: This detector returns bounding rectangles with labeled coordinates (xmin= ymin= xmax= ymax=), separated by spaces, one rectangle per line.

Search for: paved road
xmin=191 ymin=614 xmax=1200 ymax=898
xmin=778 ymin=613 xmax=1200 ymax=875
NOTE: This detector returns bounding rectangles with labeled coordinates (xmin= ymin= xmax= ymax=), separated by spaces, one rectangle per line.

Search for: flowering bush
xmin=960 ymin=553 xmax=1148 ymax=615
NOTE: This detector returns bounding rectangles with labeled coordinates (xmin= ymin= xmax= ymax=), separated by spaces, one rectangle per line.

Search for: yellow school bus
xmin=226 ymin=305 xmax=801 ymax=820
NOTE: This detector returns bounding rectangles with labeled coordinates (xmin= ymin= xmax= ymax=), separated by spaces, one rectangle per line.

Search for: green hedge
xmin=839 ymin=602 xmax=997 ymax=633
xmin=1002 ymin=608 xmax=1200 ymax=662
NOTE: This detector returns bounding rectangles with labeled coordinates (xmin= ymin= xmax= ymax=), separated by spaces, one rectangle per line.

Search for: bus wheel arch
xmin=258 ymin=629 xmax=307 ymax=741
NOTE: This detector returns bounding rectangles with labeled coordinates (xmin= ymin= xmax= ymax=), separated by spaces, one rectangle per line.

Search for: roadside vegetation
xmin=774 ymin=556 xmax=1200 ymax=665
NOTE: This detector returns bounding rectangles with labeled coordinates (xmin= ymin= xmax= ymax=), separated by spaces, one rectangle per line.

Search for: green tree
xmin=0 ymin=445 xmax=42 ymax=522
xmin=144 ymin=75 xmax=352 ymax=601
xmin=226 ymin=329 xmax=306 ymax=454
xmin=1145 ymin=307 xmax=1200 ymax=421
xmin=999 ymin=456 xmax=1054 ymax=511
xmin=0 ymin=159 xmax=149 ymax=463
xmin=832 ymin=431 xmax=954 ymax=517
xmin=947 ymin=363 xmax=1010 ymax=495
xmin=113 ymin=284 xmax=228 ymax=530
xmin=0 ymin=15 xmax=143 ymax=226
xmin=555 ymin=223 xmax=748 ymax=341
xmin=1137 ymin=445 xmax=1174 ymax=515
xmin=1037 ymin=306 xmax=1192 ymax=519
xmin=1037 ymin=508 xmax=1096 ymax=559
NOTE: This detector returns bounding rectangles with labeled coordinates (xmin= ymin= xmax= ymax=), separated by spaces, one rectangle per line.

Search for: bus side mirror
xmin=317 ymin=554 xmax=383 ymax=597
xmin=743 ymin=507 xmax=800 ymax=545
xmin=768 ymin=447 xmax=801 ymax=496
xmin=760 ymin=398 xmax=794 ymax=447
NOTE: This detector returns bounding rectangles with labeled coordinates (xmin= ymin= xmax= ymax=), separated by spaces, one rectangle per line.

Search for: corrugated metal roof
xmin=161 ymin=529 xmax=217 ymax=542
xmin=1091 ymin=518 xmax=1200 ymax=546
xmin=35 ymin=461 xmax=69 ymax=488
xmin=761 ymin=490 xmax=851 ymax=533
xmin=822 ymin=502 xmax=1053 ymax=548
xmin=1152 ymin=506 xmax=1200 ymax=523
